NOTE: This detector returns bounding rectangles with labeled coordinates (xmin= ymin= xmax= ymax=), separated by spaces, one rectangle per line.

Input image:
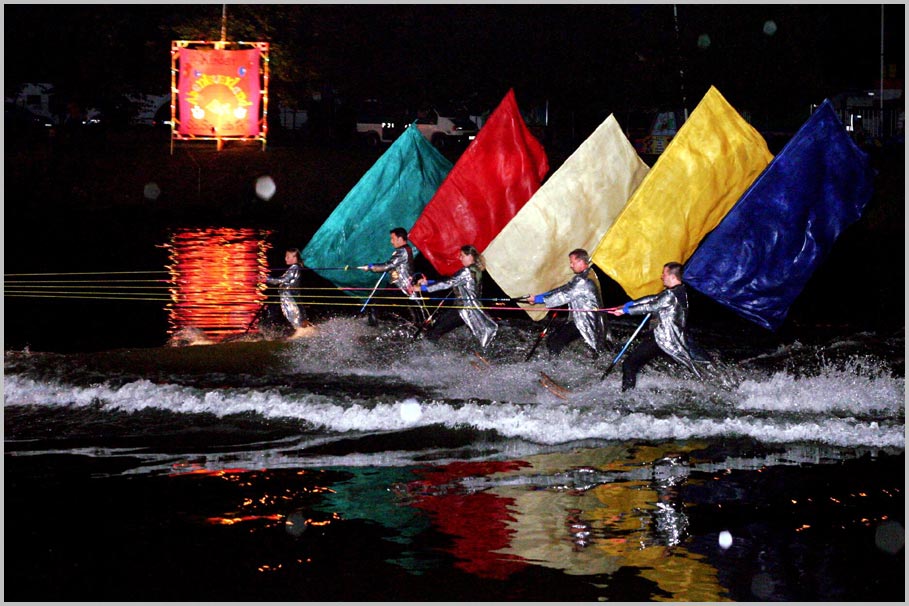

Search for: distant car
xmin=356 ymin=101 xmax=479 ymax=149
xmin=4 ymin=103 xmax=50 ymax=136
xmin=412 ymin=105 xmax=478 ymax=149
xmin=3 ymin=103 xmax=53 ymax=139
xmin=152 ymin=102 xmax=173 ymax=130
xmin=355 ymin=100 xmax=406 ymax=146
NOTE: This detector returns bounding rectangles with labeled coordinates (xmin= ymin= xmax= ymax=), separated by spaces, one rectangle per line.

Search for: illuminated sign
xmin=177 ymin=48 xmax=261 ymax=137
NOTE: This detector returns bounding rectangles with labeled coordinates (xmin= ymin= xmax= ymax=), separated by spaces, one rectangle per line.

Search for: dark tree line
xmin=5 ymin=4 xmax=901 ymax=135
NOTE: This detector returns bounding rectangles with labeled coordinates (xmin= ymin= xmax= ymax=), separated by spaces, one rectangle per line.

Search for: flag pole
xmin=216 ymin=4 xmax=227 ymax=152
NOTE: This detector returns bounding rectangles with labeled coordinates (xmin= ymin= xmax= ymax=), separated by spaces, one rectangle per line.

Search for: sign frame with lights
xmin=170 ymin=40 xmax=270 ymax=153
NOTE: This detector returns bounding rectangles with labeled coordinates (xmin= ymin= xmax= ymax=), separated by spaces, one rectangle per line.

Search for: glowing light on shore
xmin=207 ymin=514 xmax=283 ymax=525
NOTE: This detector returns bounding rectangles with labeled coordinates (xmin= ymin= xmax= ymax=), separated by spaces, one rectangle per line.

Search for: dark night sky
xmin=4 ymin=3 xmax=905 ymax=132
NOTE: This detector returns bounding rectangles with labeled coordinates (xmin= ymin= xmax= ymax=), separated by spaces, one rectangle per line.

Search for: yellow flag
xmin=591 ymin=86 xmax=773 ymax=299
xmin=483 ymin=114 xmax=649 ymax=320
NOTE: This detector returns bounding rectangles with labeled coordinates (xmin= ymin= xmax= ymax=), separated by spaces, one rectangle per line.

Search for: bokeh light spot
xmin=718 ymin=530 xmax=733 ymax=549
xmin=255 ymin=175 xmax=277 ymax=201
xmin=751 ymin=572 xmax=777 ymax=600
xmin=875 ymin=520 xmax=904 ymax=555
xmin=144 ymin=182 xmax=161 ymax=200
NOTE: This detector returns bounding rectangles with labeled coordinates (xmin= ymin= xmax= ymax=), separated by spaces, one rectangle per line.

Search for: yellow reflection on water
xmin=478 ymin=443 xmax=731 ymax=601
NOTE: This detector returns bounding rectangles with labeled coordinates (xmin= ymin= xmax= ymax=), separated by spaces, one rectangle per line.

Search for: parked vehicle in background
xmin=356 ymin=100 xmax=479 ymax=149
xmin=9 ymin=82 xmax=57 ymax=126
xmin=412 ymin=105 xmax=478 ymax=149
xmin=276 ymin=105 xmax=309 ymax=132
xmin=4 ymin=102 xmax=50 ymax=138
xmin=123 ymin=92 xmax=170 ymax=127
xmin=355 ymin=99 xmax=406 ymax=146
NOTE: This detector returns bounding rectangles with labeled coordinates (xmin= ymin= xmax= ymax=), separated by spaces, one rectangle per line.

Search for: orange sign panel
xmin=177 ymin=48 xmax=261 ymax=137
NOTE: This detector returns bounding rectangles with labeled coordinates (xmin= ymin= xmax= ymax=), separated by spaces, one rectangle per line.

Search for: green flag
xmin=302 ymin=126 xmax=453 ymax=293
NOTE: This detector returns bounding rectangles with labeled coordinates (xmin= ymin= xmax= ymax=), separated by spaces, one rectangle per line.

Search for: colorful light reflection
xmin=164 ymin=227 xmax=271 ymax=342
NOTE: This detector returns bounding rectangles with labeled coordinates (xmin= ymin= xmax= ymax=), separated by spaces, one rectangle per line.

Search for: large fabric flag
xmin=591 ymin=86 xmax=773 ymax=299
xmin=484 ymin=114 xmax=650 ymax=320
xmin=683 ymin=100 xmax=875 ymax=331
xmin=408 ymin=89 xmax=549 ymax=275
xmin=302 ymin=126 xmax=452 ymax=291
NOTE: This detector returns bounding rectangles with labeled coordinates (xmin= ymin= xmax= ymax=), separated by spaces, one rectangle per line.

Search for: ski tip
xmin=539 ymin=376 xmax=569 ymax=400
xmin=473 ymin=352 xmax=491 ymax=368
xmin=539 ymin=371 xmax=571 ymax=398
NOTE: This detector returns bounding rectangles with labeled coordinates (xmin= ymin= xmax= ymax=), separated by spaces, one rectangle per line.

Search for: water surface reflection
xmin=163 ymin=227 xmax=271 ymax=343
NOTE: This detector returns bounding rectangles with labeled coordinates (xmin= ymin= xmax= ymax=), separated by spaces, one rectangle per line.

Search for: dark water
xmin=4 ymin=190 xmax=906 ymax=600
xmin=5 ymin=302 xmax=906 ymax=601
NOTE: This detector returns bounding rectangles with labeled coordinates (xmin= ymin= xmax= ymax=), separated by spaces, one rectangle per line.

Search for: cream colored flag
xmin=483 ymin=114 xmax=649 ymax=320
xmin=591 ymin=86 xmax=773 ymax=299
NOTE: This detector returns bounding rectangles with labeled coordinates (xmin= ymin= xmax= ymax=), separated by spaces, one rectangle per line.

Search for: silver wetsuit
xmin=369 ymin=245 xmax=416 ymax=293
xmin=266 ymin=263 xmax=307 ymax=328
xmin=623 ymin=284 xmax=700 ymax=377
xmin=369 ymin=245 xmax=424 ymax=315
xmin=541 ymin=268 xmax=607 ymax=353
xmin=424 ymin=266 xmax=498 ymax=348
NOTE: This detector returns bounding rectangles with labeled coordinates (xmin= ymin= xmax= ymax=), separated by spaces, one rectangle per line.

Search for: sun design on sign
xmin=185 ymin=72 xmax=253 ymax=123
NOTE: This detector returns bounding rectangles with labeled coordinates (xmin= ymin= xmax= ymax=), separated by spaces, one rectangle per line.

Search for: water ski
xmin=470 ymin=352 xmax=492 ymax=372
xmin=539 ymin=371 xmax=571 ymax=399
xmin=287 ymin=322 xmax=318 ymax=341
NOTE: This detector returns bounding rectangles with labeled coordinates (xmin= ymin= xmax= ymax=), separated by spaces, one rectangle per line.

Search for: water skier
xmin=525 ymin=248 xmax=610 ymax=359
xmin=266 ymin=248 xmax=316 ymax=340
xmin=413 ymin=245 xmax=498 ymax=348
xmin=606 ymin=262 xmax=702 ymax=391
xmin=358 ymin=227 xmax=425 ymax=326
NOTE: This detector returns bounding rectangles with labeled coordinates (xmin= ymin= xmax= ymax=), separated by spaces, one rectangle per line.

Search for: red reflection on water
xmin=164 ymin=227 xmax=271 ymax=342
xmin=404 ymin=460 xmax=532 ymax=580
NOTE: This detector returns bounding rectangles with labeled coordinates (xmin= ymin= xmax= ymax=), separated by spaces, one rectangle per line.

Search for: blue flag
xmin=302 ymin=126 xmax=452 ymax=293
xmin=683 ymin=100 xmax=875 ymax=331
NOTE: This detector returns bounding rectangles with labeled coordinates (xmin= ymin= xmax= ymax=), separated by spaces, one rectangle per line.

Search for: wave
xmin=5 ymin=365 xmax=904 ymax=449
xmin=5 ymin=317 xmax=904 ymax=453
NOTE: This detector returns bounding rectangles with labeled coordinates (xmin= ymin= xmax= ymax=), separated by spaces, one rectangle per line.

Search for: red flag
xmin=409 ymin=89 xmax=548 ymax=275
